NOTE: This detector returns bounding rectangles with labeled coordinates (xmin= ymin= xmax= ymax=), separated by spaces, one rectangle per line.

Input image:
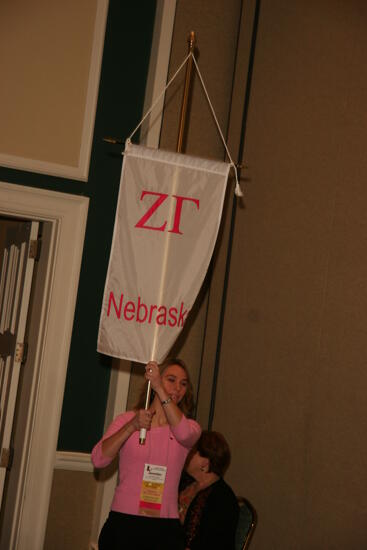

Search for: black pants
xmin=98 ymin=511 xmax=185 ymax=550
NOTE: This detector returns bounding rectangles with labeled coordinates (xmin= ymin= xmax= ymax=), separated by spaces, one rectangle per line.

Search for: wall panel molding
xmin=55 ymin=451 xmax=93 ymax=473
xmin=0 ymin=0 xmax=108 ymax=181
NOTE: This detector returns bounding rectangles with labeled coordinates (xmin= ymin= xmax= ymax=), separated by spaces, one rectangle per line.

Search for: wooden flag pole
xmin=177 ymin=31 xmax=196 ymax=153
xmin=139 ymin=31 xmax=196 ymax=445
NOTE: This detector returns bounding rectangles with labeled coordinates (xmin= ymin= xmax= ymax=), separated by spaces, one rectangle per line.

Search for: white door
xmin=0 ymin=219 xmax=39 ymax=509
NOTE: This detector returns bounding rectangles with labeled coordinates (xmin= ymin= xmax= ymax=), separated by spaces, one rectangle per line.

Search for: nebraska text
xmin=107 ymin=292 xmax=189 ymax=327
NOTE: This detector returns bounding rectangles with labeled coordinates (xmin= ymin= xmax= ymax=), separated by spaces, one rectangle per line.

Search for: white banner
xmin=97 ymin=142 xmax=230 ymax=363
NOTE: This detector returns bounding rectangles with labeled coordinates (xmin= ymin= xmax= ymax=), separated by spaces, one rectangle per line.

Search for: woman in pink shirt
xmin=92 ymin=358 xmax=201 ymax=550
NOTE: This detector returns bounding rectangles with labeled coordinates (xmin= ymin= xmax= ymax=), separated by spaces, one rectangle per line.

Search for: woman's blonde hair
xmin=134 ymin=357 xmax=195 ymax=418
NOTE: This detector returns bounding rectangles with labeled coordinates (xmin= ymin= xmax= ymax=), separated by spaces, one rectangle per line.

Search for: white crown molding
xmin=55 ymin=452 xmax=94 ymax=473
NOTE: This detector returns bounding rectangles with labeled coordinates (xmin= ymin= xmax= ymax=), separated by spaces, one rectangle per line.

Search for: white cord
xmin=127 ymin=52 xmax=243 ymax=197
xmin=190 ymin=54 xmax=243 ymax=197
xmin=127 ymin=52 xmax=191 ymax=144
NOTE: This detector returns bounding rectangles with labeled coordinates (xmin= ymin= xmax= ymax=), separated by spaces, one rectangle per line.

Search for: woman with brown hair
xmin=92 ymin=358 xmax=201 ymax=550
xmin=179 ymin=430 xmax=239 ymax=550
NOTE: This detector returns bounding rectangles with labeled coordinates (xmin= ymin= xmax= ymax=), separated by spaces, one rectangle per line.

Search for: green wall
xmin=0 ymin=1 xmax=157 ymax=453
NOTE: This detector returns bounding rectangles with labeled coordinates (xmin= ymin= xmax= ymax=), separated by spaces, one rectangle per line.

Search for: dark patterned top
xmin=180 ymin=477 xmax=239 ymax=550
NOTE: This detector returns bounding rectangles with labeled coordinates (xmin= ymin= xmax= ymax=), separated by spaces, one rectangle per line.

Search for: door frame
xmin=0 ymin=181 xmax=88 ymax=549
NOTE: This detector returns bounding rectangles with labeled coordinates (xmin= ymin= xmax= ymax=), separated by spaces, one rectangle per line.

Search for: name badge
xmin=139 ymin=463 xmax=167 ymax=517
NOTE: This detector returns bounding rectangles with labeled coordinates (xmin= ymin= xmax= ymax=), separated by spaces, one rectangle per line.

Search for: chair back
xmin=235 ymin=496 xmax=257 ymax=550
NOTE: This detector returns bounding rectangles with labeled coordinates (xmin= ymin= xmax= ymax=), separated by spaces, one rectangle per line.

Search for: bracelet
xmin=161 ymin=397 xmax=172 ymax=406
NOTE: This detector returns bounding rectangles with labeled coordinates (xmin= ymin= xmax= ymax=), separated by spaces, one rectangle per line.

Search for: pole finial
xmin=188 ymin=31 xmax=196 ymax=52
